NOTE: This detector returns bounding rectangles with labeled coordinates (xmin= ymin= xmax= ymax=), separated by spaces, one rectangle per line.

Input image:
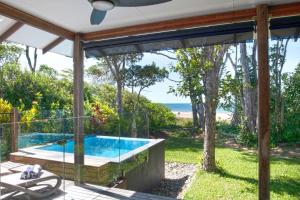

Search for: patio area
xmin=1 ymin=174 xmax=174 ymax=200
xmin=0 ymin=161 xmax=174 ymax=200
xmin=1 ymin=0 xmax=300 ymax=199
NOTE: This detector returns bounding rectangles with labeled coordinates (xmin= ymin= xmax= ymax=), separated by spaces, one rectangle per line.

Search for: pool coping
xmin=11 ymin=136 xmax=164 ymax=167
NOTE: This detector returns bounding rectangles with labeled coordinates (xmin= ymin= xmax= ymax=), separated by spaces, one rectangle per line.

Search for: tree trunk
xmin=116 ymin=80 xmax=123 ymax=116
xmin=197 ymin=96 xmax=205 ymax=133
xmin=202 ymin=45 xmax=229 ymax=172
xmin=240 ymin=43 xmax=256 ymax=134
xmin=191 ymin=99 xmax=199 ymax=129
xmin=229 ymin=51 xmax=242 ymax=127
xmin=131 ymin=112 xmax=137 ymax=138
xmin=131 ymin=90 xmax=138 ymax=138
xmin=203 ymin=69 xmax=218 ymax=172
xmin=231 ymin=97 xmax=240 ymax=126
xmin=272 ymin=39 xmax=289 ymax=134
xmin=25 ymin=46 xmax=38 ymax=73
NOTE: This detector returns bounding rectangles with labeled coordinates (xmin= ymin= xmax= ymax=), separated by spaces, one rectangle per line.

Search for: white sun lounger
xmin=0 ymin=170 xmax=61 ymax=199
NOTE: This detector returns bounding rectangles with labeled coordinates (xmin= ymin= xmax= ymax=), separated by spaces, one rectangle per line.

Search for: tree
xmin=199 ymin=45 xmax=229 ymax=171
xmin=60 ymin=68 xmax=73 ymax=81
xmin=282 ymin=64 xmax=300 ymax=142
xmin=225 ymin=46 xmax=242 ymax=126
xmin=92 ymin=54 xmax=143 ymax=116
xmin=1 ymin=63 xmax=72 ymax=111
xmin=124 ymin=63 xmax=168 ymax=137
xmin=25 ymin=46 xmax=38 ymax=73
xmin=239 ymin=43 xmax=257 ymax=135
xmin=174 ymin=45 xmax=229 ymax=171
xmin=38 ymin=64 xmax=58 ymax=79
xmin=0 ymin=43 xmax=22 ymax=66
xmin=171 ymin=49 xmax=204 ymax=131
xmin=270 ymin=38 xmax=290 ymax=138
xmin=86 ymin=64 xmax=111 ymax=84
xmin=0 ymin=43 xmax=23 ymax=98
xmin=227 ymin=43 xmax=258 ymax=141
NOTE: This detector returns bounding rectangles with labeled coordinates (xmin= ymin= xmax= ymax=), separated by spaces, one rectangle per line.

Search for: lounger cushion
xmin=0 ymin=170 xmax=56 ymax=186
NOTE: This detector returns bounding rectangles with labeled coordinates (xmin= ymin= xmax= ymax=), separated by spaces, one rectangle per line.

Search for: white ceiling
xmin=0 ymin=0 xmax=299 ymax=56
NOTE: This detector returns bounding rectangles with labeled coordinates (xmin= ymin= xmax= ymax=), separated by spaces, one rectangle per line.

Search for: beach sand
xmin=173 ymin=111 xmax=232 ymax=121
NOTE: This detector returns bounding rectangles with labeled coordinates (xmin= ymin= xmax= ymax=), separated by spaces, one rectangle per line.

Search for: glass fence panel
xmin=0 ymin=113 xmax=12 ymax=161
xmin=0 ymin=110 xmax=161 ymax=197
xmin=0 ymin=117 xmax=69 ymax=199
xmin=117 ymin=111 xmax=157 ymax=191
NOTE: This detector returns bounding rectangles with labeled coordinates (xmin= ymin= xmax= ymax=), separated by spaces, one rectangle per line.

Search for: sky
xmin=19 ymin=40 xmax=300 ymax=104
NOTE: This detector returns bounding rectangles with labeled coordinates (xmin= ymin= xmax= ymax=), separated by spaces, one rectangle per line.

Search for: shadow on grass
xmin=235 ymin=150 xmax=300 ymax=166
xmin=215 ymin=165 xmax=300 ymax=198
xmin=165 ymin=136 xmax=203 ymax=152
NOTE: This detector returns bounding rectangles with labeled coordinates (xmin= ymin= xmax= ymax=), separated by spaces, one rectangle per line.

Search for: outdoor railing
xmin=0 ymin=110 xmax=151 ymax=188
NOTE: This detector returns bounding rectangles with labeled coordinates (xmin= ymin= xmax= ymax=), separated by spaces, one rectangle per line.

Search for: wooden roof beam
xmin=82 ymin=8 xmax=256 ymax=41
xmin=0 ymin=2 xmax=75 ymax=40
xmin=269 ymin=2 xmax=300 ymax=18
xmin=82 ymin=2 xmax=300 ymax=41
xmin=0 ymin=21 xmax=23 ymax=43
xmin=42 ymin=37 xmax=65 ymax=54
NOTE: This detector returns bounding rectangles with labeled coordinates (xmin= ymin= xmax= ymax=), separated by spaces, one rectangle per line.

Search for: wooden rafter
xmin=82 ymin=2 xmax=300 ymax=41
xmin=42 ymin=37 xmax=65 ymax=54
xmin=0 ymin=2 xmax=75 ymax=40
xmin=0 ymin=21 xmax=23 ymax=43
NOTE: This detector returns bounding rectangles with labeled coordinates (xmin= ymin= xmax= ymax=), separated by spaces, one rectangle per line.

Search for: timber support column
xmin=73 ymin=33 xmax=84 ymax=185
xmin=11 ymin=107 xmax=19 ymax=152
xmin=257 ymin=4 xmax=270 ymax=200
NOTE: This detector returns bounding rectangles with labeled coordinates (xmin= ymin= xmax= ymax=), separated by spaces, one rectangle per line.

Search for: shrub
xmin=0 ymin=98 xmax=13 ymax=159
xmin=90 ymin=101 xmax=119 ymax=135
xmin=145 ymin=103 xmax=176 ymax=132
xmin=0 ymin=98 xmax=12 ymax=123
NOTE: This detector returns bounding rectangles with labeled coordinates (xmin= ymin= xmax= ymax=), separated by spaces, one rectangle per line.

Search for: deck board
xmin=0 ymin=161 xmax=175 ymax=200
xmin=57 ymin=181 xmax=175 ymax=200
xmin=3 ymin=180 xmax=175 ymax=200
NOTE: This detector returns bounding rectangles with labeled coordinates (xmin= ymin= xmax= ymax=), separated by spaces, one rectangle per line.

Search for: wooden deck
xmin=2 ymin=179 xmax=176 ymax=200
xmin=0 ymin=162 xmax=175 ymax=200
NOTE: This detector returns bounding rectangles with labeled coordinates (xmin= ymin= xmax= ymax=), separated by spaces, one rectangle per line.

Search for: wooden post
xmin=11 ymin=107 xmax=19 ymax=152
xmin=73 ymin=33 xmax=84 ymax=185
xmin=257 ymin=4 xmax=270 ymax=200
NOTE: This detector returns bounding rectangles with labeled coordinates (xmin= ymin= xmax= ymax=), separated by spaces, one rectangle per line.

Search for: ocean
xmin=164 ymin=103 xmax=230 ymax=113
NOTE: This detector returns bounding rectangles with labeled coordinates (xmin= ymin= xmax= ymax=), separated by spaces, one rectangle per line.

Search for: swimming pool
xmin=11 ymin=135 xmax=164 ymax=189
xmin=38 ymin=136 xmax=150 ymax=158
xmin=18 ymin=133 xmax=73 ymax=148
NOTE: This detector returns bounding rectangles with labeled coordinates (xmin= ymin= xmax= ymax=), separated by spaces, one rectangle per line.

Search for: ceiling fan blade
xmin=90 ymin=9 xmax=107 ymax=25
xmin=113 ymin=0 xmax=172 ymax=7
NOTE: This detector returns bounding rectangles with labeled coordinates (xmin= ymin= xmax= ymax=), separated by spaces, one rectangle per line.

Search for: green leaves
xmin=1 ymin=63 xmax=72 ymax=111
xmin=123 ymin=62 xmax=168 ymax=92
xmin=281 ymin=64 xmax=300 ymax=142
xmin=0 ymin=43 xmax=23 ymax=66
xmin=0 ymin=98 xmax=12 ymax=123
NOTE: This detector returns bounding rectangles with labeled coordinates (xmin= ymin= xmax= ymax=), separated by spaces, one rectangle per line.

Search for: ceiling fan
xmin=88 ymin=0 xmax=172 ymax=25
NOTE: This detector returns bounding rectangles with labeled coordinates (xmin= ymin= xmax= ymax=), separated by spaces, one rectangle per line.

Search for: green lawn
xmin=164 ymin=135 xmax=300 ymax=200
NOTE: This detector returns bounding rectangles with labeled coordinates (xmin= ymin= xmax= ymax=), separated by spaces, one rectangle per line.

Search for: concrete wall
xmin=125 ymin=140 xmax=165 ymax=192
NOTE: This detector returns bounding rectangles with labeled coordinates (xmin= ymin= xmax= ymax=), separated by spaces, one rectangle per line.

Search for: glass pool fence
xmin=0 ymin=111 xmax=152 ymax=198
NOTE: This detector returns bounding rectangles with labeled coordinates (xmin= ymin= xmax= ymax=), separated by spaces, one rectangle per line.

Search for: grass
xmin=165 ymin=136 xmax=202 ymax=163
xmin=164 ymin=128 xmax=300 ymax=200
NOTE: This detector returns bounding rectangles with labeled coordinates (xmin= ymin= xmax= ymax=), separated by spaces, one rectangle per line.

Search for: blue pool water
xmin=38 ymin=136 xmax=150 ymax=158
xmin=18 ymin=133 xmax=73 ymax=148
